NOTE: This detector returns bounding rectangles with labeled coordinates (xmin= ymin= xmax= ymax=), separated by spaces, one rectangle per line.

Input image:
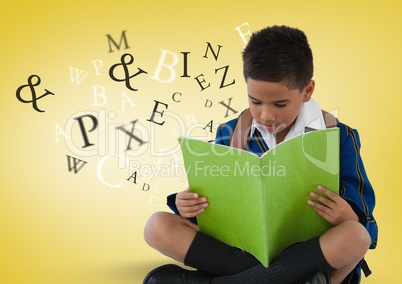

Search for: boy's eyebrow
xmin=274 ymin=99 xmax=290 ymax=103
xmin=248 ymin=94 xmax=260 ymax=101
xmin=248 ymin=94 xmax=290 ymax=103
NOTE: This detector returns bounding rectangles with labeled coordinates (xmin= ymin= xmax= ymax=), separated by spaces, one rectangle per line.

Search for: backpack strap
xmin=230 ymin=108 xmax=253 ymax=150
xmin=321 ymin=109 xmax=338 ymax=128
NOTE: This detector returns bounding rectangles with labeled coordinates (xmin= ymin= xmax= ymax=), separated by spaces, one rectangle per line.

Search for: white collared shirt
xmin=250 ymin=98 xmax=326 ymax=150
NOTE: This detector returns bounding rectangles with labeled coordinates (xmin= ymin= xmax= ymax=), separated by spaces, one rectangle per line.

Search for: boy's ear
xmin=303 ymin=80 xmax=315 ymax=102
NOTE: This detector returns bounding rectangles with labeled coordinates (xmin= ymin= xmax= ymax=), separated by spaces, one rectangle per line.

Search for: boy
xmin=143 ymin=25 xmax=377 ymax=284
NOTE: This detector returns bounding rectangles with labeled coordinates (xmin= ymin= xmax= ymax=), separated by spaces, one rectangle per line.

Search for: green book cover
xmin=178 ymin=128 xmax=339 ymax=267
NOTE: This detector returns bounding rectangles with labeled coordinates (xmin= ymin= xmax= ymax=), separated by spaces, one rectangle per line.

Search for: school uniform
xmin=167 ymin=99 xmax=377 ymax=282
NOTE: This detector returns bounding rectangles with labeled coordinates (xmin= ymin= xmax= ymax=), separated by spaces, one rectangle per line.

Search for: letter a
xmin=126 ymin=171 xmax=138 ymax=184
xmin=55 ymin=123 xmax=70 ymax=143
xmin=203 ymin=120 xmax=214 ymax=133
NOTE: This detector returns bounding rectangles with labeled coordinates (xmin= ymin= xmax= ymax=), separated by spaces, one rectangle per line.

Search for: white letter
xmin=151 ymin=49 xmax=179 ymax=83
xmin=69 ymin=66 xmax=89 ymax=84
xmin=92 ymin=85 xmax=107 ymax=106
xmin=186 ymin=114 xmax=197 ymax=127
xmin=97 ymin=155 xmax=129 ymax=188
xmin=55 ymin=123 xmax=70 ymax=143
xmin=149 ymin=196 xmax=159 ymax=206
xmin=121 ymin=91 xmax=136 ymax=111
xmin=92 ymin=59 xmax=103 ymax=76
xmin=234 ymin=22 xmax=251 ymax=47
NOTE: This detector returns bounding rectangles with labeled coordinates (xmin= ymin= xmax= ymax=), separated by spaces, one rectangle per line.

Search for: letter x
xmin=219 ymin=97 xmax=238 ymax=118
xmin=117 ymin=120 xmax=147 ymax=151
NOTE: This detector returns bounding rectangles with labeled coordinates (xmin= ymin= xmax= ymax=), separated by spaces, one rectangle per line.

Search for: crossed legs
xmin=144 ymin=212 xmax=371 ymax=284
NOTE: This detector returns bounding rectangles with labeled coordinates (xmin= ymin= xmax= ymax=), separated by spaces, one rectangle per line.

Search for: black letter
xmin=147 ymin=100 xmax=168 ymax=126
xmin=117 ymin=120 xmax=147 ymax=151
xmin=203 ymin=120 xmax=214 ymax=133
xmin=172 ymin=92 xmax=182 ymax=103
xmin=204 ymin=99 xmax=213 ymax=108
xmin=194 ymin=74 xmax=210 ymax=91
xmin=66 ymin=155 xmax=87 ymax=174
xmin=106 ymin=30 xmax=130 ymax=53
xmin=181 ymin=52 xmax=191 ymax=78
xmin=126 ymin=171 xmax=138 ymax=183
xmin=219 ymin=97 xmax=238 ymax=118
xmin=73 ymin=114 xmax=98 ymax=148
xmin=203 ymin=42 xmax=222 ymax=61
xmin=215 ymin=65 xmax=235 ymax=88
xmin=142 ymin=183 xmax=150 ymax=191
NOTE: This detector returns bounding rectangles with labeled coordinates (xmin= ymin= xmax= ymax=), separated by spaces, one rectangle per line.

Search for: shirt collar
xmin=250 ymin=98 xmax=326 ymax=149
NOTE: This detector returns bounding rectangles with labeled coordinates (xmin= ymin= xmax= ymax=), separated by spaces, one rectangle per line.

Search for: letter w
xmin=69 ymin=66 xmax=89 ymax=85
xmin=66 ymin=155 xmax=87 ymax=174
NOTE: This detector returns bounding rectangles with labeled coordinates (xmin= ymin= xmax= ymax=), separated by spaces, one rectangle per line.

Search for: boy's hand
xmin=176 ymin=188 xmax=209 ymax=218
xmin=307 ymin=185 xmax=359 ymax=226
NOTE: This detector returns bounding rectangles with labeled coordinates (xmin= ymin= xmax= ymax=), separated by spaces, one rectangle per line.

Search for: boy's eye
xmin=275 ymin=103 xmax=287 ymax=108
xmin=251 ymin=100 xmax=262 ymax=105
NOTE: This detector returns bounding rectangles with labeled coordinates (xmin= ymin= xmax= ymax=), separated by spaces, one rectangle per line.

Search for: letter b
xmin=151 ymin=49 xmax=179 ymax=83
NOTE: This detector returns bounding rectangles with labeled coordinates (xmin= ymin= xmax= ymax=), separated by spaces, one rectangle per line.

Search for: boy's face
xmin=247 ymin=78 xmax=314 ymax=139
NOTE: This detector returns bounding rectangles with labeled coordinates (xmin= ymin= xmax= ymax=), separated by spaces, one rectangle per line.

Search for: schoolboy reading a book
xmin=143 ymin=25 xmax=377 ymax=284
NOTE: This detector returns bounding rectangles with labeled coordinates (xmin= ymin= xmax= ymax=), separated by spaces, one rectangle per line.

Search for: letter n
xmin=106 ymin=30 xmax=130 ymax=53
xmin=66 ymin=155 xmax=87 ymax=174
xmin=203 ymin=42 xmax=222 ymax=61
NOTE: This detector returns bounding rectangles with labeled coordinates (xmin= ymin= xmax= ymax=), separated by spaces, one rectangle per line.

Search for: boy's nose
xmin=261 ymin=109 xmax=275 ymax=124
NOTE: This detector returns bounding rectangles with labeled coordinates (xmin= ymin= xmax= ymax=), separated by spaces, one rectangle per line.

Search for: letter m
xmin=106 ymin=30 xmax=130 ymax=53
xmin=66 ymin=155 xmax=87 ymax=174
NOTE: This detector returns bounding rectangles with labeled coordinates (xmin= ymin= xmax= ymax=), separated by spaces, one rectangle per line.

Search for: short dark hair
xmin=242 ymin=25 xmax=313 ymax=91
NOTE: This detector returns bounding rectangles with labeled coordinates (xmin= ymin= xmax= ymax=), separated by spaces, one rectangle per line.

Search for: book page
xmin=179 ymin=138 xmax=267 ymax=256
xmin=261 ymin=128 xmax=339 ymax=266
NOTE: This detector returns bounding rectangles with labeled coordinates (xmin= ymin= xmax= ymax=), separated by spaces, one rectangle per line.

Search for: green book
xmin=178 ymin=128 xmax=340 ymax=267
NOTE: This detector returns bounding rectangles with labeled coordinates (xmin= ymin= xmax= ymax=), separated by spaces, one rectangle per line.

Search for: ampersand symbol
xmin=16 ymin=75 xmax=55 ymax=113
xmin=109 ymin=53 xmax=148 ymax=91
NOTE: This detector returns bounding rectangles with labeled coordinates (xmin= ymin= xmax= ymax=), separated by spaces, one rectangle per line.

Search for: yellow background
xmin=1 ymin=0 xmax=400 ymax=283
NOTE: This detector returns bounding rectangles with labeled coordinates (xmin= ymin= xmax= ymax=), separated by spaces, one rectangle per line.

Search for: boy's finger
xmin=309 ymin=191 xmax=332 ymax=208
xmin=180 ymin=198 xmax=207 ymax=207
xmin=317 ymin=185 xmax=337 ymax=198
xmin=182 ymin=203 xmax=208 ymax=215
xmin=178 ymin=191 xmax=199 ymax=200
xmin=307 ymin=200 xmax=333 ymax=222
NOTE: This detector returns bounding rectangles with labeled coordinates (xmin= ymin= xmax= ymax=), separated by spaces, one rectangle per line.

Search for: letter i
xmin=181 ymin=52 xmax=190 ymax=78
